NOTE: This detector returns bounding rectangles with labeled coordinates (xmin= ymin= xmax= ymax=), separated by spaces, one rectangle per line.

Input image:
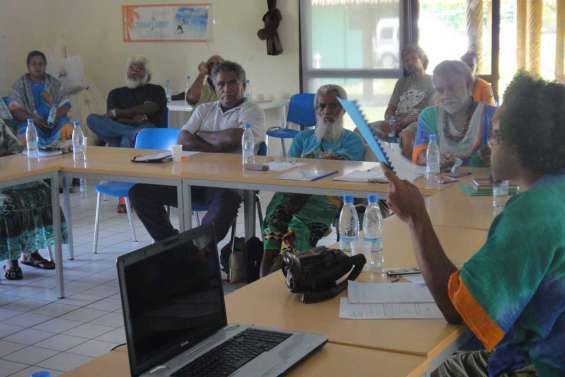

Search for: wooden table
xmin=61 ymin=339 xmax=428 ymax=377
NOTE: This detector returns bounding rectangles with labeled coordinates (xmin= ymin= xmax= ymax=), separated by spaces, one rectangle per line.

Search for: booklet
xmin=276 ymin=169 xmax=338 ymax=181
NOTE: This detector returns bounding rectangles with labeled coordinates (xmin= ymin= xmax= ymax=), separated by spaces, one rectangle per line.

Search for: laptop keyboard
xmin=171 ymin=328 xmax=292 ymax=377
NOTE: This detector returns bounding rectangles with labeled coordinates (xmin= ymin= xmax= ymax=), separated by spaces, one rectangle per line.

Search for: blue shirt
xmin=288 ymin=129 xmax=364 ymax=161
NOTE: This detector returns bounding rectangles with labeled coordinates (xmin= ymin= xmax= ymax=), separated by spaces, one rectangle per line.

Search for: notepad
xmin=268 ymin=161 xmax=305 ymax=171
xmin=276 ymin=169 xmax=337 ymax=181
xmin=347 ymin=281 xmax=434 ymax=303
xmin=339 ymin=298 xmax=443 ymax=319
xmin=131 ymin=151 xmax=172 ymax=163
xmin=334 ymin=165 xmax=387 ymax=183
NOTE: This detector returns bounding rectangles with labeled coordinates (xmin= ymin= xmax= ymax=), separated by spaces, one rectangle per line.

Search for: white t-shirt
xmin=182 ymin=99 xmax=266 ymax=142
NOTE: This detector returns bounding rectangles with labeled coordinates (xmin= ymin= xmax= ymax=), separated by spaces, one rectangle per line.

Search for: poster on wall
xmin=122 ymin=3 xmax=210 ymax=42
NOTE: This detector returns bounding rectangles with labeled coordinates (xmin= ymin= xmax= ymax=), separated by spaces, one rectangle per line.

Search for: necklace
xmin=443 ymin=101 xmax=477 ymax=142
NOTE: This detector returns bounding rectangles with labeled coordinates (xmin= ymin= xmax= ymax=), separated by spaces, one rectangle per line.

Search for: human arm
xmin=383 ymin=167 xmax=462 ymax=324
xmin=109 ymin=102 xmax=159 ymax=119
xmin=195 ymin=128 xmax=244 ymax=152
xmin=178 ymin=129 xmax=218 ymax=152
xmin=186 ymin=62 xmax=208 ymax=105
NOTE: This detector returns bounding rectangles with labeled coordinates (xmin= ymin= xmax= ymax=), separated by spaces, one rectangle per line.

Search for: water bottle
xmin=425 ymin=134 xmax=441 ymax=188
xmin=338 ymin=195 xmax=359 ymax=252
xmin=164 ymin=79 xmax=172 ymax=102
xmin=241 ymin=123 xmax=255 ymax=166
xmin=47 ymin=106 xmax=57 ymax=125
xmin=244 ymin=80 xmax=252 ymax=99
xmin=387 ymin=115 xmax=397 ymax=140
xmin=72 ymin=120 xmax=85 ymax=162
xmin=25 ymin=118 xmax=39 ymax=159
xmin=363 ymin=194 xmax=384 ymax=272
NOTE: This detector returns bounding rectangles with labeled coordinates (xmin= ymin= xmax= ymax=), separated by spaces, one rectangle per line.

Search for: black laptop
xmin=117 ymin=224 xmax=327 ymax=377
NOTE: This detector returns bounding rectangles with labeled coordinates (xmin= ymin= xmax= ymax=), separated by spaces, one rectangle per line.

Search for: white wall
xmin=0 ymin=0 xmax=300 ymax=101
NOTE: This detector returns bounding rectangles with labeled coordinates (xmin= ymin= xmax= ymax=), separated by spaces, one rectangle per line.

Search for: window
xmin=300 ymin=0 xmax=403 ymax=128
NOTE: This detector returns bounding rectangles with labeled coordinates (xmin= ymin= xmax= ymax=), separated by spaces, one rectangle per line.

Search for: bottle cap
xmin=343 ymin=195 xmax=353 ymax=204
xmin=73 ymin=120 xmax=80 ymax=127
xmin=244 ymin=123 xmax=252 ymax=129
xmin=368 ymin=194 xmax=379 ymax=203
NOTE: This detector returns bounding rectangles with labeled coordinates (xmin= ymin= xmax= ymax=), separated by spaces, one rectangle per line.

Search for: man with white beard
xmin=260 ymin=84 xmax=364 ymax=276
xmin=412 ymin=60 xmax=496 ymax=168
xmin=87 ymin=56 xmax=167 ymax=148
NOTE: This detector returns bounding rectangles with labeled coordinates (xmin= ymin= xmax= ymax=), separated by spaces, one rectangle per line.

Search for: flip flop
xmin=4 ymin=265 xmax=23 ymax=280
xmin=20 ymin=254 xmax=55 ymax=270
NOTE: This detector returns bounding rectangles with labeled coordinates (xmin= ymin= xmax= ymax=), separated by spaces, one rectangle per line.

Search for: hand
xmin=105 ymin=109 xmax=117 ymax=118
xmin=384 ymin=166 xmax=427 ymax=225
xmin=132 ymin=114 xmax=148 ymax=124
xmin=197 ymin=61 xmax=208 ymax=75
xmin=479 ymin=145 xmax=491 ymax=165
xmin=59 ymin=124 xmax=74 ymax=140
xmin=33 ymin=116 xmax=48 ymax=130
xmin=440 ymin=153 xmax=456 ymax=170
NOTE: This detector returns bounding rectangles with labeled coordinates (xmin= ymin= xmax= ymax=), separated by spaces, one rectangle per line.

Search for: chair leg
xmin=92 ymin=192 xmax=102 ymax=254
xmin=47 ymin=245 xmax=54 ymax=262
xmin=281 ymin=138 xmax=287 ymax=157
xmin=124 ymin=197 xmax=137 ymax=242
xmin=255 ymin=193 xmax=264 ymax=240
xmin=195 ymin=211 xmax=201 ymax=226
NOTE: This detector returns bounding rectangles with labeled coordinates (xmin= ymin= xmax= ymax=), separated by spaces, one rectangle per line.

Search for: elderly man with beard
xmin=260 ymin=84 xmax=364 ymax=276
xmin=412 ymin=60 xmax=496 ymax=168
xmin=87 ymin=56 xmax=167 ymax=148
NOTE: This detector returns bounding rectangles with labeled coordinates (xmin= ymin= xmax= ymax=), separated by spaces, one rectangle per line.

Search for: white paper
xmin=381 ymin=143 xmax=425 ymax=182
xmin=22 ymin=149 xmax=63 ymax=158
xmin=404 ymin=275 xmax=426 ymax=285
xmin=347 ymin=281 xmax=434 ymax=303
xmin=333 ymin=165 xmax=387 ymax=183
xmin=133 ymin=151 xmax=172 ymax=162
xmin=181 ymin=151 xmax=199 ymax=158
xmin=267 ymin=161 xmax=305 ymax=171
xmin=339 ymin=297 xmax=443 ymax=319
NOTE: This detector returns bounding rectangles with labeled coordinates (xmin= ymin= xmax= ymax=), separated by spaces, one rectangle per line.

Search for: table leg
xmin=243 ymin=190 xmax=256 ymax=240
xmin=51 ymin=173 xmax=65 ymax=299
xmin=181 ymin=180 xmax=193 ymax=232
xmin=62 ymin=175 xmax=75 ymax=260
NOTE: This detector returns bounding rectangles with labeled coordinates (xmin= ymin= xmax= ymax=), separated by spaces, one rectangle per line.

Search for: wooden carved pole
xmin=516 ymin=0 xmax=527 ymax=70
xmin=527 ymin=0 xmax=542 ymax=74
xmin=466 ymin=0 xmax=483 ymax=70
xmin=556 ymin=0 xmax=565 ymax=81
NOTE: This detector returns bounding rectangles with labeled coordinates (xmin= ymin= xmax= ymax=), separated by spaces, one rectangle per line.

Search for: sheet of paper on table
xmin=339 ymin=297 xmax=443 ymax=319
xmin=267 ymin=161 xmax=305 ymax=171
xmin=333 ymin=165 xmax=387 ymax=183
xmin=348 ymin=281 xmax=434 ymax=303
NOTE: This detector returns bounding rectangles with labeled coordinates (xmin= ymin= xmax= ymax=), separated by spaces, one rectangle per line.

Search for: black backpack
xmin=220 ymin=236 xmax=263 ymax=284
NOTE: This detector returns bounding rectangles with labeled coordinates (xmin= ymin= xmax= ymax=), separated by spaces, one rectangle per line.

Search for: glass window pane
xmin=418 ymin=0 xmax=492 ymax=74
xmin=307 ymin=1 xmax=400 ymax=70
xmin=306 ymin=78 xmax=397 ymax=131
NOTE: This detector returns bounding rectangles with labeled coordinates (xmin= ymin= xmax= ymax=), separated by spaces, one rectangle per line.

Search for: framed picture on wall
xmin=122 ymin=3 xmax=210 ymax=42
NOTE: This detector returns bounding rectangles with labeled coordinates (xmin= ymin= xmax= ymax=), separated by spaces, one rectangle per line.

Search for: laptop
xmin=117 ymin=224 xmax=327 ymax=377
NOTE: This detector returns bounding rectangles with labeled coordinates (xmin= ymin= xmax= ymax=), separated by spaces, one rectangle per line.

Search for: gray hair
xmin=314 ymin=84 xmax=347 ymax=107
xmin=433 ymin=60 xmax=474 ymax=90
xmin=126 ymin=56 xmax=151 ymax=78
xmin=210 ymin=61 xmax=246 ymax=84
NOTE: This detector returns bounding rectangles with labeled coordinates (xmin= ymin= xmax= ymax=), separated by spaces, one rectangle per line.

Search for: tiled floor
xmin=0 ymin=182 xmax=338 ymax=376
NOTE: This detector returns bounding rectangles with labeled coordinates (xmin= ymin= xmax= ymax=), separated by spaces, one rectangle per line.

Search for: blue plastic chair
xmin=92 ymin=128 xmax=180 ymax=253
xmin=266 ymin=93 xmax=316 ymax=156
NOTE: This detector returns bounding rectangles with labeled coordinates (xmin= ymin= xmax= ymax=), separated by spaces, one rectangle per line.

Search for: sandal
xmin=20 ymin=253 xmax=55 ymax=270
xmin=4 ymin=265 xmax=23 ymax=280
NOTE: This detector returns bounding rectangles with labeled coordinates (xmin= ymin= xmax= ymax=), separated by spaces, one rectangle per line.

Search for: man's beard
xmin=126 ymin=74 xmax=150 ymax=89
xmin=315 ymin=116 xmax=343 ymax=143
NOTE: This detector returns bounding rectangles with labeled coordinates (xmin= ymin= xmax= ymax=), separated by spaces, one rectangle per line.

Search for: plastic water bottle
xmin=72 ymin=120 xmax=85 ymax=162
xmin=47 ymin=106 xmax=57 ymax=125
xmin=338 ymin=195 xmax=359 ymax=252
xmin=241 ymin=123 xmax=255 ymax=166
xmin=363 ymin=194 xmax=384 ymax=272
xmin=25 ymin=118 xmax=39 ymax=159
xmin=425 ymin=134 xmax=441 ymax=188
xmin=164 ymin=79 xmax=172 ymax=102
xmin=244 ymin=80 xmax=252 ymax=99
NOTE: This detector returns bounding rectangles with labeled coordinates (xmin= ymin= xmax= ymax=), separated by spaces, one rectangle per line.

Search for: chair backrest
xmin=286 ymin=93 xmax=316 ymax=129
xmin=135 ymin=128 xmax=180 ymax=150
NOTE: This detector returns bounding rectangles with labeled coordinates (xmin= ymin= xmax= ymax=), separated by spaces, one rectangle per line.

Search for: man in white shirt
xmin=129 ymin=61 xmax=265 ymax=243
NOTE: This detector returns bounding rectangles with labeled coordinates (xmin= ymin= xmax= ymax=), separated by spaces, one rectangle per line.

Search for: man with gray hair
xmin=87 ymin=56 xmax=167 ymax=148
xmin=260 ymin=84 xmax=364 ymax=276
xmin=129 ymin=61 xmax=265 ymax=245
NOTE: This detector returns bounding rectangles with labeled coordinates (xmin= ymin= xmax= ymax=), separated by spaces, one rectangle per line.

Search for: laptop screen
xmin=118 ymin=226 xmax=227 ymax=376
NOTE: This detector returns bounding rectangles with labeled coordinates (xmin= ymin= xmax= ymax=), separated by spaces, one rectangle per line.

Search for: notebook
xmin=117 ymin=224 xmax=327 ymax=377
xmin=276 ymin=168 xmax=338 ymax=181
xmin=337 ymin=98 xmax=393 ymax=170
